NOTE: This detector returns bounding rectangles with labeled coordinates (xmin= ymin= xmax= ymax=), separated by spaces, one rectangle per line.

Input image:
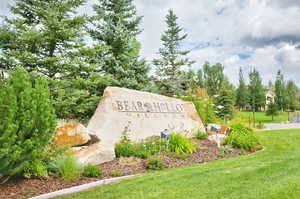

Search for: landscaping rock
xmin=54 ymin=123 xmax=91 ymax=147
xmin=71 ymin=141 xmax=115 ymax=165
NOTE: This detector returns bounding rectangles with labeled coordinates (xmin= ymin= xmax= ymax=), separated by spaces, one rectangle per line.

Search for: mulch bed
xmin=0 ymin=139 xmax=261 ymax=199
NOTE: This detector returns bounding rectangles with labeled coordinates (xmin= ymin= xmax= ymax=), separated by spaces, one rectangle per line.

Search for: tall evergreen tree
xmin=236 ymin=68 xmax=248 ymax=110
xmin=215 ymin=87 xmax=234 ymax=122
xmin=274 ymin=70 xmax=287 ymax=111
xmin=90 ymin=0 xmax=149 ymax=90
xmin=0 ymin=0 xmax=108 ymax=120
xmin=285 ymin=80 xmax=299 ymax=111
xmin=153 ymin=9 xmax=194 ymax=96
xmin=202 ymin=62 xmax=225 ymax=96
xmin=248 ymin=69 xmax=266 ymax=111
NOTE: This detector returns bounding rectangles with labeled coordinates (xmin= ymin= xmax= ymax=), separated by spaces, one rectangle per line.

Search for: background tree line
xmin=0 ymin=0 xmax=299 ymax=123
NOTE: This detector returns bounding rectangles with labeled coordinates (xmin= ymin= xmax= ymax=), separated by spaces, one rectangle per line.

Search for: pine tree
xmin=0 ymin=0 xmax=108 ymax=120
xmin=236 ymin=68 xmax=248 ymax=110
xmin=266 ymin=101 xmax=278 ymax=121
xmin=90 ymin=0 xmax=149 ymax=90
xmin=0 ymin=67 xmax=56 ymax=181
xmin=248 ymin=69 xmax=266 ymax=111
xmin=215 ymin=87 xmax=234 ymax=122
xmin=285 ymin=80 xmax=299 ymax=111
xmin=202 ymin=62 xmax=225 ymax=96
xmin=153 ymin=9 xmax=194 ymax=96
xmin=274 ymin=70 xmax=287 ymax=111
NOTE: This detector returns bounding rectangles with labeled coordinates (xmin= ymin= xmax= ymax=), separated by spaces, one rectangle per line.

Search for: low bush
xmin=168 ymin=133 xmax=196 ymax=154
xmin=83 ymin=164 xmax=102 ymax=178
xmin=111 ymin=170 xmax=122 ymax=177
xmin=194 ymin=130 xmax=208 ymax=140
xmin=218 ymin=145 xmax=234 ymax=155
xmin=23 ymin=160 xmax=48 ymax=179
xmin=225 ymin=122 xmax=259 ymax=151
xmin=146 ymin=157 xmax=165 ymax=170
xmin=50 ymin=155 xmax=81 ymax=181
xmin=167 ymin=152 xmax=191 ymax=160
xmin=115 ymin=136 xmax=136 ymax=158
xmin=115 ymin=136 xmax=167 ymax=159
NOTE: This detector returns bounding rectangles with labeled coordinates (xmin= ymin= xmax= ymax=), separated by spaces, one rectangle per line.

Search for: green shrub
xmin=23 ymin=160 xmax=48 ymax=179
xmin=111 ymin=170 xmax=122 ymax=177
xmin=225 ymin=122 xmax=259 ymax=151
xmin=181 ymin=96 xmax=217 ymax=125
xmin=50 ymin=155 xmax=81 ymax=181
xmin=168 ymin=133 xmax=196 ymax=154
xmin=115 ymin=135 xmax=136 ymax=158
xmin=219 ymin=145 xmax=233 ymax=154
xmin=115 ymin=136 xmax=167 ymax=159
xmin=167 ymin=152 xmax=191 ymax=160
xmin=146 ymin=157 xmax=165 ymax=170
xmin=0 ymin=67 xmax=56 ymax=181
xmin=83 ymin=164 xmax=102 ymax=178
xmin=194 ymin=130 xmax=208 ymax=140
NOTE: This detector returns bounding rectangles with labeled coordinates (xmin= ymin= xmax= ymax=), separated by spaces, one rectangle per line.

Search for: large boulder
xmin=88 ymin=86 xmax=205 ymax=146
xmin=54 ymin=123 xmax=91 ymax=147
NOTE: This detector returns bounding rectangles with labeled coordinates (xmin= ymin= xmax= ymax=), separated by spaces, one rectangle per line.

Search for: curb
xmin=29 ymin=174 xmax=137 ymax=199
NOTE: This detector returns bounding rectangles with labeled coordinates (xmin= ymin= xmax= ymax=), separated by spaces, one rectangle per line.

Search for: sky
xmin=1 ymin=0 xmax=300 ymax=86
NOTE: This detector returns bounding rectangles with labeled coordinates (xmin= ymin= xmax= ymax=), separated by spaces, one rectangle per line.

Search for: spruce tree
xmin=236 ymin=68 xmax=248 ymax=110
xmin=202 ymin=62 xmax=225 ymax=96
xmin=0 ymin=0 xmax=108 ymax=120
xmin=90 ymin=0 xmax=149 ymax=90
xmin=215 ymin=87 xmax=234 ymax=122
xmin=153 ymin=9 xmax=194 ymax=96
xmin=274 ymin=70 xmax=287 ymax=111
xmin=248 ymin=69 xmax=266 ymax=111
xmin=266 ymin=101 xmax=278 ymax=121
xmin=285 ymin=80 xmax=299 ymax=111
xmin=0 ymin=67 xmax=56 ymax=181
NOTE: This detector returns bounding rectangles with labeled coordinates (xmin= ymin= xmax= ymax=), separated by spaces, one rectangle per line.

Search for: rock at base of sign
xmin=208 ymin=134 xmax=226 ymax=148
xmin=71 ymin=141 xmax=115 ymax=165
xmin=54 ymin=123 xmax=91 ymax=147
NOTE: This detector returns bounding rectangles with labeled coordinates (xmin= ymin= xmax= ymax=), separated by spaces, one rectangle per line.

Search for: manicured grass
xmin=234 ymin=111 xmax=290 ymax=124
xmin=59 ymin=129 xmax=300 ymax=199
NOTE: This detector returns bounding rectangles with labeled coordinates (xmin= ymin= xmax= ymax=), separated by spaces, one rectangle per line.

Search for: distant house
xmin=265 ymin=86 xmax=275 ymax=109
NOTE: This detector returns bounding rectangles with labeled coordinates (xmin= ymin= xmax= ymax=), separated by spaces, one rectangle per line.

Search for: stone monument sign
xmin=72 ymin=87 xmax=205 ymax=165
xmin=88 ymin=87 xmax=205 ymax=143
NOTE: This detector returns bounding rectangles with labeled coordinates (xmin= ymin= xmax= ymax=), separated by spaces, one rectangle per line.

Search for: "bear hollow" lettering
xmin=114 ymin=100 xmax=186 ymax=113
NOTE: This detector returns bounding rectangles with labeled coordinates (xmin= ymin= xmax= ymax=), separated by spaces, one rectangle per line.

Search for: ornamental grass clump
xmin=168 ymin=133 xmax=196 ymax=154
xmin=50 ymin=155 xmax=81 ymax=181
xmin=225 ymin=122 xmax=259 ymax=151
xmin=0 ymin=67 xmax=56 ymax=182
xmin=115 ymin=135 xmax=167 ymax=159
xmin=83 ymin=164 xmax=102 ymax=178
xmin=146 ymin=157 xmax=165 ymax=170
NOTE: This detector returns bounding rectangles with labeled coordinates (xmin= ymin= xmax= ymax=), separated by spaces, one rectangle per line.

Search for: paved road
xmin=264 ymin=123 xmax=300 ymax=130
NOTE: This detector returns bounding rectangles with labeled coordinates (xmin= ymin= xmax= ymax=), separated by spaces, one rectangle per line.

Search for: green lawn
xmin=234 ymin=111 xmax=290 ymax=124
xmin=59 ymin=129 xmax=300 ymax=199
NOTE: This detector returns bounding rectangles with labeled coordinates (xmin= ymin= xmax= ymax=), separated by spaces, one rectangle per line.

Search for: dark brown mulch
xmin=0 ymin=140 xmax=260 ymax=199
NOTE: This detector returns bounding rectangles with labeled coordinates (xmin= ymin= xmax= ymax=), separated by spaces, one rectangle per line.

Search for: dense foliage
xmin=90 ymin=0 xmax=149 ymax=90
xmin=225 ymin=122 xmax=259 ymax=150
xmin=83 ymin=164 xmax=102 ymax=178
xmin=146 ymin=157 xmax=165 ymax=170
xmin=0 ymin=67 xmax=56 ymax=181
xmin=115 ymin=135 xmax=167 ymax=159
xmin=0 ymin=0 xmax=110 ymax=121
xmin=168 ymin=133 xmax=196 ymax=154
xmin=181 ymin=96 xmax=217 ymax=125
